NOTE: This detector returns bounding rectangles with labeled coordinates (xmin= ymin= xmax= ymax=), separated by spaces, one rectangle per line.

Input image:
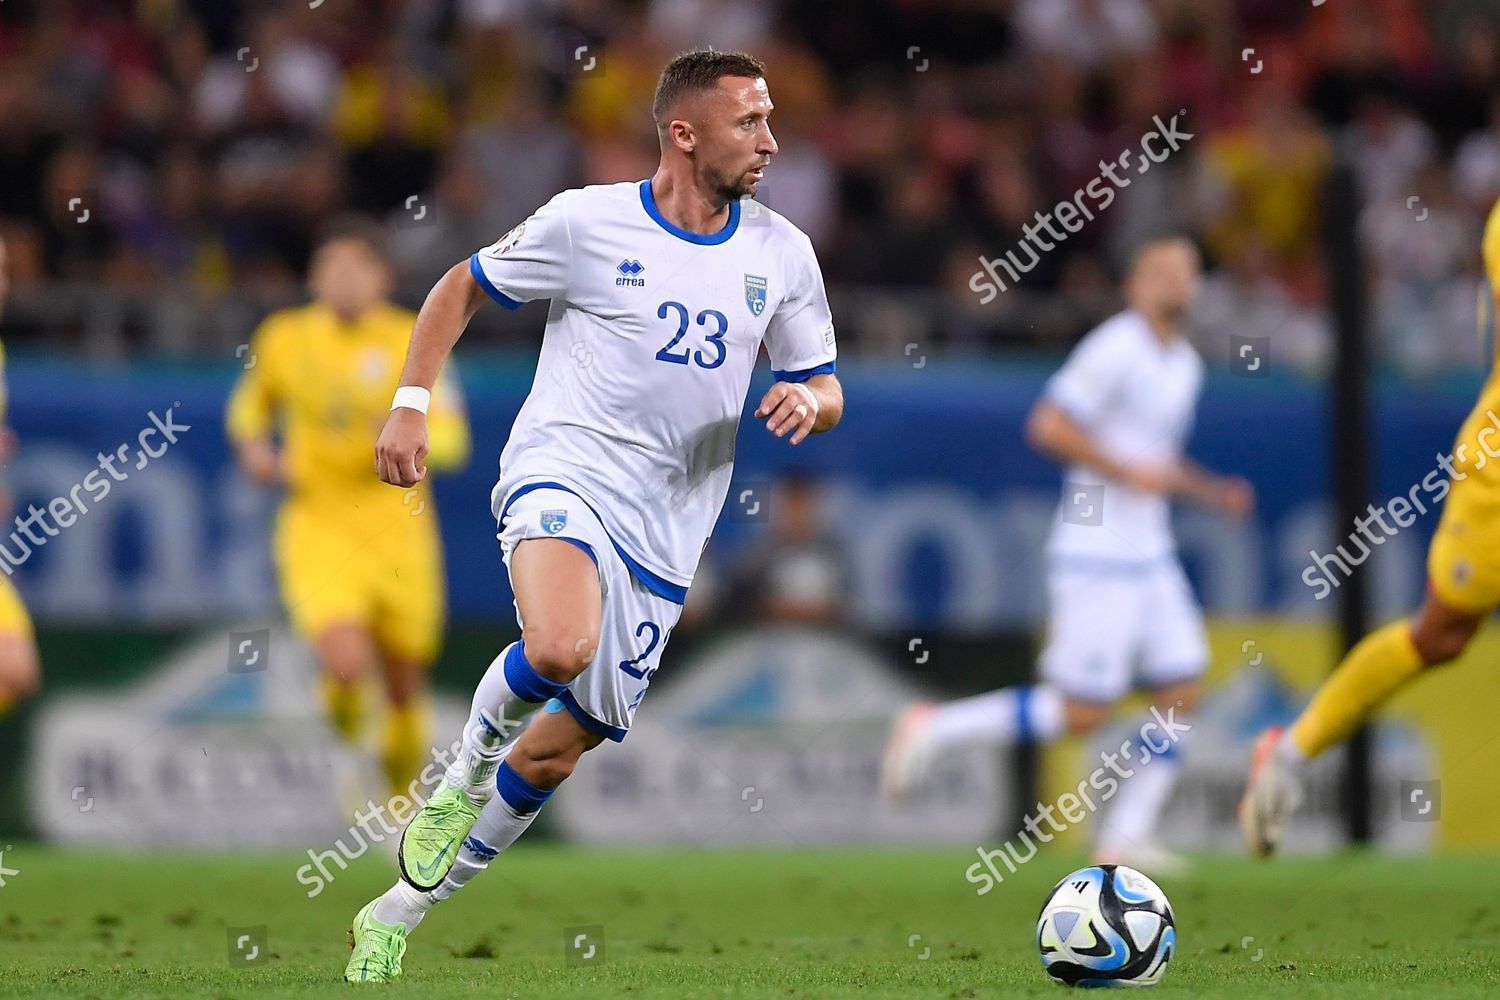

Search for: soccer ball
xmin=1036 ymin=864 xmax=1175 ymax=987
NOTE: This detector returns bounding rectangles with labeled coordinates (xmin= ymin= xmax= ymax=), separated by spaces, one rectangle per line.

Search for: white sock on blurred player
xmin=924 ymin=683 xmax=1065 ymax=749
xmin=1098 ymin=725 xmax=1187 ymax=856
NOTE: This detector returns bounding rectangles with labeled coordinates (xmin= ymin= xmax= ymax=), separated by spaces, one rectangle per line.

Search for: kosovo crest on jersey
xmin=744 ymin=274 xmax=767 ymax=317
xmin=540 ymin=509 xmax=567 ymax=535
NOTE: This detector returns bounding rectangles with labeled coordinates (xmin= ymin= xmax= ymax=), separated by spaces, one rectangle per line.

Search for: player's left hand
xmin=756 ymin=382 xmax=818 ymax=445
xmin=1214 ymin=475 xmax=1255 ymax=519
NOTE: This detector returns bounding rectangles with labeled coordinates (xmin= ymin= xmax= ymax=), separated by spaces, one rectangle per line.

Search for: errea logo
xmin=616 ymin=259 xmax=645 ymax=287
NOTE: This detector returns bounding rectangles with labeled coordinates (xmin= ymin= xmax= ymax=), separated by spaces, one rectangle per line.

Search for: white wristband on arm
xmin=390 ymin=386 xmax=431 ymax=414
xmin=788 ymin=381 xmax=819 ymax=419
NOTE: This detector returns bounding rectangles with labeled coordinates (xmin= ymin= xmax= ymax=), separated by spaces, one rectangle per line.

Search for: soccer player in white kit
xmin=343 ymin=51 xmax=843 ymax=981
xmin=881 ymin=237 xmax=1251 ymax=872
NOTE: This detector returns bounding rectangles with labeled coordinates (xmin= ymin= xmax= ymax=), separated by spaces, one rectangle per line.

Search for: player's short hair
xmin=1121 ymin=231 xmax=1201 ymax=278
xmin=314 ymin=215 xmax=391 ymax=265
xmin=652 ymin=49 xmax=768 ymax=127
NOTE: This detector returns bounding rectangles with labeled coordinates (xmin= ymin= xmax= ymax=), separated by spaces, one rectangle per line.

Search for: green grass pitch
xmin=1 ymin=845 xmax=1498 ymax=997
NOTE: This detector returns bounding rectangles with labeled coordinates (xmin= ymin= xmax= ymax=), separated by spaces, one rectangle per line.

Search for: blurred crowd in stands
xmin=1 ymin=0 xmax=1498 ymax=372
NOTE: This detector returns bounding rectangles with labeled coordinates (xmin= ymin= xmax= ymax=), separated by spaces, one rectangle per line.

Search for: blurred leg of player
xmin=282 ymin=499 xmax=446 ymax=798
xmin=1241 ymin=472 xmax=1497 ymax=856
xmin=1094 ymin=564 xmax=1205 ymax=871
xmin=883 ymin=562 xmax=1203 ymax=872
xmin=376 ymin=652 xmax=432 ymax=798
xmin=1241 ymin=591 xmax=1489 ymax=857
xmin=0 ymin=575 xmax=38 ymax=716
xmin=1094 ymin=678 xmax=1197 ymax=872
xmin=312 ymin=623 xmax=378 ymax=746
xmin=369 ymin=514 xmax=445 ymax=796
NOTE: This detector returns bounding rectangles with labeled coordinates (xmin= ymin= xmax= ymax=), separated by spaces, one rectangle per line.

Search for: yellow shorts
xmin=1428 ymin=473 xmax=1500 ymax=613
xmin=275 ymin=491 xmax=445 ymax=664
xmin=0 ymin=572 xmax=34 ymax=638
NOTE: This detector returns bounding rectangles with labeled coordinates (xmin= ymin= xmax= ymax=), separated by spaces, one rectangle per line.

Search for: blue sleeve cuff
xmin=468 ymin=253 xmax=523 ymax=310
xmin=772 ymin=360 xmax=837 ymax=383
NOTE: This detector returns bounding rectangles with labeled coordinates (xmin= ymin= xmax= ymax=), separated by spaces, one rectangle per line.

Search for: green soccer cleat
xmin=344 ymin=900 xmax=408 ymax=983
xmin=398 ymin=783 xmax=482 ymax=890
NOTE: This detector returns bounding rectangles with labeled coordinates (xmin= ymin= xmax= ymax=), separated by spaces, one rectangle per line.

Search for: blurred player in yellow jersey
xmin=227 ymin=220 xmax=470 ymax=794
xmin=1241 ymin=196 xmax=1500 ymax=855
xmin=0 ymin=235 xmax=40 ymax=717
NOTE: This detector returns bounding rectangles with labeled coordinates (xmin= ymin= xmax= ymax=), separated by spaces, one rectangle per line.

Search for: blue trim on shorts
xmin=556 ymin=688 xmax=628 ymax=742
xmin=558 ymin=536 xmax=598 ymax=568
xmin=1047 ymin=684 xmax=1124 ymax=707
xmin=1016 ymin=685 xmax=1034 ymax=743
xmin=468 ymin=254 xmax=524 ymax=309
xmin=495 ymin=760 xmax=554 ymax=814
xmin=504 ymin=641 xmax=569 ymax=704
xmin=500 ymin=480 xmax=688 ymax=604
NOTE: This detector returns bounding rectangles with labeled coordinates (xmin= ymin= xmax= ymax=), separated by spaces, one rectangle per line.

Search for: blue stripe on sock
xmin=462 ymin=835 xmax=499 ymax=862
xmin=504 ymin=642 xmax=568 ymax=704
xmin=476 ymin=710 xmax=508 ymax=741
xmin=1016 ymin=685 xmax=1033 ymax=743
xmin=495 ymin=760 xmax=554 ymax=814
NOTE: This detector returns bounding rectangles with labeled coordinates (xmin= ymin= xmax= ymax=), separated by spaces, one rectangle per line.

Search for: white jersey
xmin=471 ymin=180 xmax=837 ymax=602
xmin=1043 ymin=309 xmax=1202 ymax=565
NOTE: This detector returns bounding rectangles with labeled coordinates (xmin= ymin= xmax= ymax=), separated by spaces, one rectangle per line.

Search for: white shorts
xmin=1037 ymin=556 xmax=1208 ymax=703
xmin=497 ymin=485 xmax=684 ymax=741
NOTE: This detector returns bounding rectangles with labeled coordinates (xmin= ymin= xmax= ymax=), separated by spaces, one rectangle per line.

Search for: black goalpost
xmin=1323 ymin=156 xmax=1374 ymax=843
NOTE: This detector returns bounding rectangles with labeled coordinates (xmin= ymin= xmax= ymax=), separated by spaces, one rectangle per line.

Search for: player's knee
xmin=0 ymin=665 xmax=38 ymax=701
xmin=1410 ymin=603 xmax=1481 ymax=667
xmin=316 ymin=625 xmax=377 ymax=683
xmin=1411 ymin=625 xmax=1473 ymax=667
xmin=0 ymin=641 xmax=40 ymax=700
xmin=521 ymin=629 xmax=597 ymax=683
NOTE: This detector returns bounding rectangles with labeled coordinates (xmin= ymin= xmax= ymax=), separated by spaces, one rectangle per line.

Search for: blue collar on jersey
xmin=638 ymin=179 xmax=740 ymax=245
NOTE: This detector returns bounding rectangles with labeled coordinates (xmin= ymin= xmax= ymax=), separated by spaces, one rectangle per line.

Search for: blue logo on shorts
xmin=541 ymin=509 xmax=568 ymax=535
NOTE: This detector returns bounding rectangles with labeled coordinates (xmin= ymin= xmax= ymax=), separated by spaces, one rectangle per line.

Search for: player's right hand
xmin=376 ymin=408 xmax=429 ymax=487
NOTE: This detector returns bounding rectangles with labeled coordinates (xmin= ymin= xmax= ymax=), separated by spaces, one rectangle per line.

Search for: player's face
xmin=1133 ymin=241 xmax=1202 ymax=320
xmin=698 ymin=75 xmax=777 ymax=201
xmin=309 ymin=238 xmax=391 ymax=320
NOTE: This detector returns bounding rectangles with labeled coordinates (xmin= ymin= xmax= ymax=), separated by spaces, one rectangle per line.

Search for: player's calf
xmin=506 ymin=704 xmax=604 ymax=788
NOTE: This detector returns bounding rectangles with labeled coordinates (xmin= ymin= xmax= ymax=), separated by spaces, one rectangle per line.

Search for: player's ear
xmin=667 ymin=118 xmax=696 ymax=153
